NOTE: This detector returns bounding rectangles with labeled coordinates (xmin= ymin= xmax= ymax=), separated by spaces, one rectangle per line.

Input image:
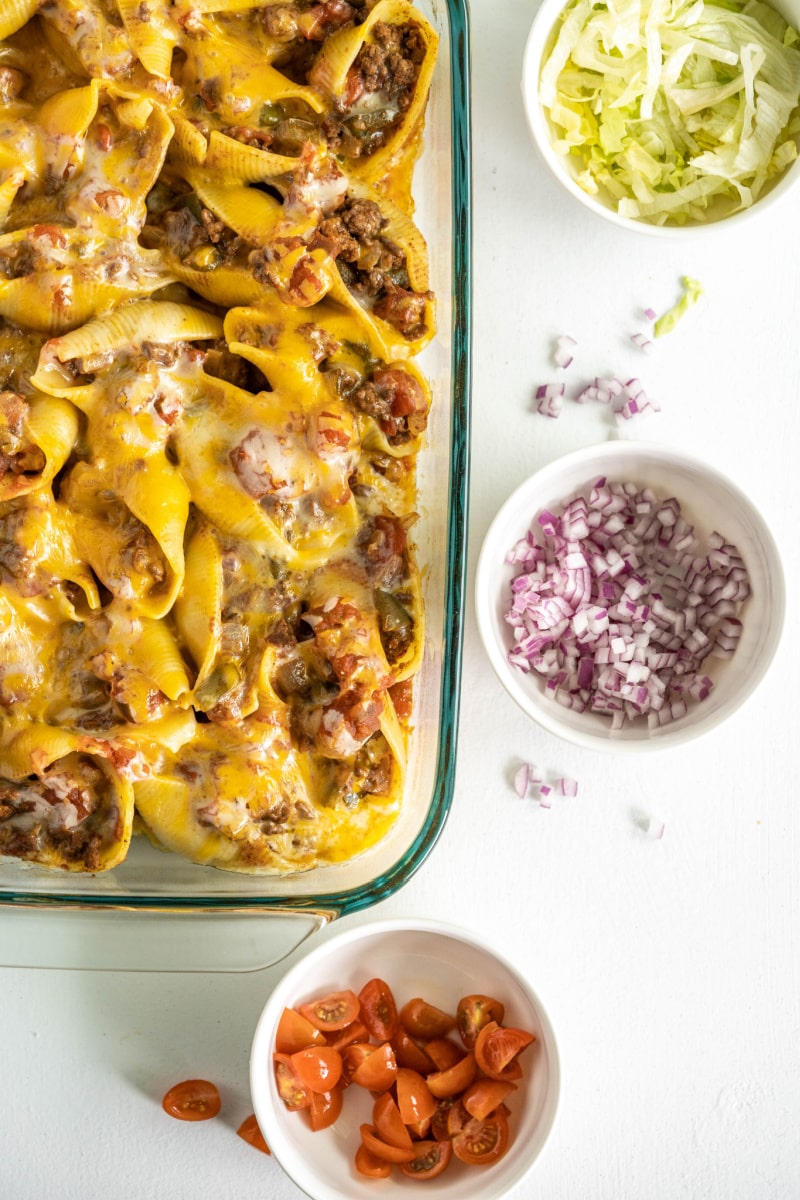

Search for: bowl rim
xmin=250 ymin=915 xmax=561 ymax=1199
xmin=520 ymin=0 xmax=800 ymax=236
xmin=474 ymin=439 xmax=787 ymax=753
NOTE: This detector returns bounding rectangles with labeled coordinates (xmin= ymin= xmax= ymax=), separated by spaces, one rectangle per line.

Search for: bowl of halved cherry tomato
xmin=250 ymin=918 xmax=560 ymax=1199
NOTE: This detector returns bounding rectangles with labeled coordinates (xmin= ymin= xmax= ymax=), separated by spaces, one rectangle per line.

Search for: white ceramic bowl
xmin=250 ymin=918 xmax=560 ymax=1200
xmin=521 ymin=0 xmax=800 ymax=235
xmin=475 ymin=441 xmax=785 ymax=752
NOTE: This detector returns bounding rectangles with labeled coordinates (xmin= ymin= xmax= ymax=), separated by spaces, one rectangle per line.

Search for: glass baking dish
xmin=0 ymin=0 xmax=472 ymax=971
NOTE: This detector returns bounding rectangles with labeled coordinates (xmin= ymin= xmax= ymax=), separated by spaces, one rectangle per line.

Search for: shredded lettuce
xmin=653 ymin=276 xmax=705 ymax=336
xmin=540 ymin=0 xmax=800 ymax=224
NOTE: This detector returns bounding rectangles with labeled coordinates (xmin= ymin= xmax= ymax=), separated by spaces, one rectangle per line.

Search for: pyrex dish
xmin=475 ymin=441 xmax=785 ymax=753
xmin=0 ymin=0 xmax=472 ymax=972
xmin=250 ymin=918 xmax=560 ymax=1200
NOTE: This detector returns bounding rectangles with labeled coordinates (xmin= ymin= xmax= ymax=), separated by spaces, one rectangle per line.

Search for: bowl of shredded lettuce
xmin=522 ymin=0 xmax=800 ymax=230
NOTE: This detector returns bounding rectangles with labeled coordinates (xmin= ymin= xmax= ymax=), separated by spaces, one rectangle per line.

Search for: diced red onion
xmin=556 ymin=777 xmax=579 ymax=797
xmin=630 ymin=332 xmax=654 ymax=353
xmin=643 ymin=307 xmax=657 ymax=321
xmin=535 ymin=383 xmax=565 ymax=418
xmin=504 ymin=480 xmax=750 ymax=731
xmin=553 ymin=334 xmax=577 ymax=369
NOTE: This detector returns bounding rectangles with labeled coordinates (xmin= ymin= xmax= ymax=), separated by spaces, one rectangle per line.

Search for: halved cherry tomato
xmin=350 ymin=1042 xmax=397 ymax=1092
xmin=355 ymin=1145 xmax=392 ymax=1179
xmin=395 ymin=1067 xmax=437 ymax=1124
xmin=462 ymin=1077 xmax=517 ymax=1121
xmin=391 ymin=1029 xmax=435 ymax=1074
xmin=236 ymin=1113 xmax=270 ymax=1154
xmin=426 ymin=1051 xmax=476 ymax=1099
xmin=406 ymin=1114 xmax=432 ymax=1139
xmin=399 ymin=998 xmax=456 ymax=1039
xmin=456 ymin=994 xmax=506 ymax=1049
xmin=358 ymin=978 xmax=399 ymax=1042
xmin=373 ymin=1093 xmax=413 ymax=1151
xmin=424 ymin=1037 xmax=463 ymax=1071
xmin=326 ymin=1020 xmax=370 ymax=1052
xmin=307 ymin=1086 xmax=344 ymax=1132
xmin=342 ymin=1042 xmax=374 ymax=1081
xmin=474 ymin=1022 xmax=535 ymax=1080
xmin=299 ymin=990 xmax=360 ymax=1032
xmin=399 ymin=1139 xmax=453 ymax=1181
xmin=290 ymin=1046 xmax=342 ymax=1093
xmin=162 ymin=1079 xmax=221 ymax=1122
xmin=360 ymin=1124 xmax=416 ymax=1164
xmin=274 ymin=1053 xmax=312 ymax=1111
xmin=452 ymin=1109 xmax=511 ymax=1166
xmin=275 ymin=1007 xmax=326 ymax=1054
xmin=494 ymin=1056 xmax=523 ymax=1081
xmin=446 ymin=1098 xmax=472 ymax=1138
xmin=431 ymin=1096 xmax=459 ymax=1142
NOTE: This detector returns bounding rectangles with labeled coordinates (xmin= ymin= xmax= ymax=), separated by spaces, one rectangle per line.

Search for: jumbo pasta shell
xmin=0 ymin=394 xmax=79 ymax=501
xmin=117 ymin=0 xmax=178 ymax=78
xmin=183 ymin=169 xmax=284 ymax=246
xmin=37 ymin=300 xmax=224 ymax=369
xmin=167 ymin=260 xmax=268 ymax=309
xmin=135 ymin=619 xmax=192 ymax=701
xmin=0 ymin=749 xmax=134 ymax=872
xmin=347 ymin=179 xmax=430 ymax=292
xmin=0 ymin=0 xmax=39 ymax=39
xmin=205 ymin=132 xmax=299 ymax=183
xmin=325 ymin=270 xmax=436 ymax=361
xmin=173 ymin=523 xmax=223 ymax=685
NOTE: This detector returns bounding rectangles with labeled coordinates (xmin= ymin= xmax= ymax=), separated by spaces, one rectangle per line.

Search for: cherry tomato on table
xmin=236 ymin=1113 xmax=270 ymax=1154
xmin=162 ymin=1079 xmax=221 ymax=1122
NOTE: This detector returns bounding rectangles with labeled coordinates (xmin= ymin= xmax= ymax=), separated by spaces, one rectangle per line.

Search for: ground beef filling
xmin=0 ymin=759 xmax=116 ymax=871
xmin=311 ymin=197 xmax=429 ymax=340
xmin=322 ymin=20 xmax=427 ymax=157
xmin=262 ymin=1 xmax=358 ymax=42
xmin=0 ymin=392 xmax=46 ymax=479
xmin=160 ymin=203 xmax=248 ymax=270
xmin=351 ymin=366 xmax=428 ymax=445
xmin=0 ymin=240 xmax=36 ymax=280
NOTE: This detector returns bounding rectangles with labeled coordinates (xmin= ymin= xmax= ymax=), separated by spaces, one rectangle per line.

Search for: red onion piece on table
xmin=553 ymin=334 xmax=577 ymax=369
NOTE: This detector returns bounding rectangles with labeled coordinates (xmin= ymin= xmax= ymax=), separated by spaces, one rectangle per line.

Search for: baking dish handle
xmin=0 ymin=907 xmax=329 ymax=972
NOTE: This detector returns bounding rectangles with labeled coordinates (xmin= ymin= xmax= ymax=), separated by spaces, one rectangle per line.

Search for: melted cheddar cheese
xmin=0 ymin=0 xmax=436 ymax=873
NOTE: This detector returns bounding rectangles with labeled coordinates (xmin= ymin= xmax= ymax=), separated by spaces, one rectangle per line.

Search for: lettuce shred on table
xmin=653 ymin=275 xmax=704 ymax=336
xmin=539 ymin=0 xmax=800 ymax=224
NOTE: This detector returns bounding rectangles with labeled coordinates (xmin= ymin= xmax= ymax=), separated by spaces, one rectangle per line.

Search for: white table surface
xmin=4 ymin=1 xmax=800 ymax=1197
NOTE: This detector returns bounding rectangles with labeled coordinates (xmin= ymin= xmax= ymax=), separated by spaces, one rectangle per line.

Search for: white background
xmin=3 ymin=0 xmax=800 ymax=1197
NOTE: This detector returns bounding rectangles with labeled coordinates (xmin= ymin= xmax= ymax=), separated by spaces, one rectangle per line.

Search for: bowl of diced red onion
xmin=475 ymin=441 xmax=785 ymax=751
